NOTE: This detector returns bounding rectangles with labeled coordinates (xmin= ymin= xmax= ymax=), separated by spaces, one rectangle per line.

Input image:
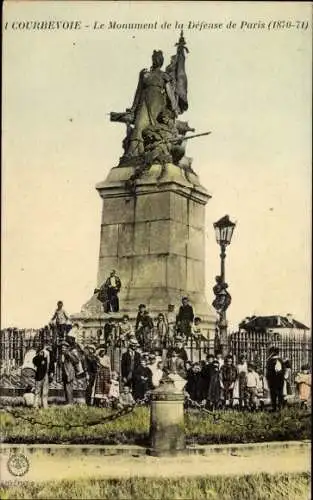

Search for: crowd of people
xmin=22 ymin=298 xmax=311 ymax=412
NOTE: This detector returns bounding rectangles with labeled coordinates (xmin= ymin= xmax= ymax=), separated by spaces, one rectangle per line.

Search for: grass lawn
xmin=0 ymin=405 xmax=310 ymax=445
xmin=0 ymin=473 xmax=310 ymax=499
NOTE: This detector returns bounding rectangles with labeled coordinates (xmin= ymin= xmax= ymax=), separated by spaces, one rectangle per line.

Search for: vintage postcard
xmin=1 ymin=1 xmax=311 ymax=499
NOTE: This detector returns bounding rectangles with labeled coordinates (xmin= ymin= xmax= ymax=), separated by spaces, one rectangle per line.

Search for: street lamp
xmin=212 ymin=215 xmax=236 ymax=356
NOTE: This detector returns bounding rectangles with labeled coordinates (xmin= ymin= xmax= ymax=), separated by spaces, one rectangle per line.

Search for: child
xmin=23 ymin=385 xmax=35 ymax=408
xmin=50 ymin=301 xmax=70 ymax=340
xmin=118 ymin=315 xmax=133 ymax=346
xmin=118 ymin=385 xmax=135 ymax=408
xmin=155 ymin=313 xmax=168 ymax=349
xmin=257 ymin=371 xmax=271 ymax=410
xmin=108 ymin=371 xmax=120 ymax=406
xmin=245 ymin=362 xmax=260 ymax=410
xmin=191 ymin=317 xmax=206 ymax=346
xmin=295 ymin=364 xmax=311 ymax=409
xmin=282 ymin=359 xmax=293 ymax=406
xmin=165 ymin=304 xmax=176 ymax=346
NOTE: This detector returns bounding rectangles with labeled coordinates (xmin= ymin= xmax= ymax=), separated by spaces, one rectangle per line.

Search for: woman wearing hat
xmin=93 ymin=349 xmax=112 ymax=407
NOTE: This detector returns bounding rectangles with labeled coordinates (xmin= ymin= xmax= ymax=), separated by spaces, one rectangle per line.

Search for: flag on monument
xmin=175 ymin=31 xmax=188 ymax=113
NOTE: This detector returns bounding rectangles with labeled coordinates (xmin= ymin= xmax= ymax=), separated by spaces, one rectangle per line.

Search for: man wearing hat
xmin=266 ymin=346 xmax=284 ymax=411
xmin=121 ymin=339 xmax=141 ymax=393
xmin=60 ymin=341 xmax=78 ymax=405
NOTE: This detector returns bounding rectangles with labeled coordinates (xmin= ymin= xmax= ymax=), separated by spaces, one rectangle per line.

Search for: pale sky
xmin=2 ymin=1 xmax=312 ymax=330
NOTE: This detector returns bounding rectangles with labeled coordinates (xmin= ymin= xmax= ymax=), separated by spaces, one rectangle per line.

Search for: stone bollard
xmin=148 ymin=374 xmax=186 ymax=456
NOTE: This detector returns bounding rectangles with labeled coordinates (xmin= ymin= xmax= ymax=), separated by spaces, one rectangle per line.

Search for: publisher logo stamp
xmin=7 ymin=453 xmax=30 ymax=477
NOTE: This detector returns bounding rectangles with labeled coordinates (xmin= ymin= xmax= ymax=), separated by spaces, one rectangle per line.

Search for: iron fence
xmin=0 ymin=327 xmax=311 ymax=387
xmin=228 ymin=330 xmax=311 ymax=379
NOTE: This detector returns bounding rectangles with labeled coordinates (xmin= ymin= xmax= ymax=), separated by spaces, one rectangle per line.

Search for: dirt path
xmin=0 ymin=447 xmax=310 ymax=483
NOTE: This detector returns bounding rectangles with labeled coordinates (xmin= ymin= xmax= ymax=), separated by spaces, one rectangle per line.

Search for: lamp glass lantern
xmin=213 ymin=215 xmax=236 ymax=246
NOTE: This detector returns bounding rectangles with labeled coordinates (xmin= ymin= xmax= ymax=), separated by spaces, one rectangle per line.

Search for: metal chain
xmin=0 ymin=396 xmax=310 ymax=432
xmin=184 ymin=396 xmax=311 ymax=430
xmin=0 ymin=396 xmax=149 ymax=430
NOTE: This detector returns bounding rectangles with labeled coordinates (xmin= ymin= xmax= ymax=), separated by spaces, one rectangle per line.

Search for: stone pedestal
xmin=149 ymin=376 xmax=185 ymax=456
xmin=76 ymin=163 xmax=217 ymax=338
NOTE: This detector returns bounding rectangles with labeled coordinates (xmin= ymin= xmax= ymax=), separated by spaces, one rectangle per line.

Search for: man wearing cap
xmin=176 ymin=297 xmax=194 ymax=339
xmin=121 ymin=339 xmax=141 ymax=393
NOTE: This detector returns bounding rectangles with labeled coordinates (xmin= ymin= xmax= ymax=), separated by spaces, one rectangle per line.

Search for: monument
xmin=74 ymin=32 xmax=217 ymax=338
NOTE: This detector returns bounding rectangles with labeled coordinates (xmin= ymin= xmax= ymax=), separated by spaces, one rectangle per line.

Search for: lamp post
xmin=212 ymin=215 xmax=236 ymax=356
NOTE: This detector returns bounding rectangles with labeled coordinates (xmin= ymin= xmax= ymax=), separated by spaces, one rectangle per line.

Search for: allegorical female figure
xmin=111 ymin=31 xmax=189 ymax=167
xmin=125 ymin=49 xmax=179 ymax=158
